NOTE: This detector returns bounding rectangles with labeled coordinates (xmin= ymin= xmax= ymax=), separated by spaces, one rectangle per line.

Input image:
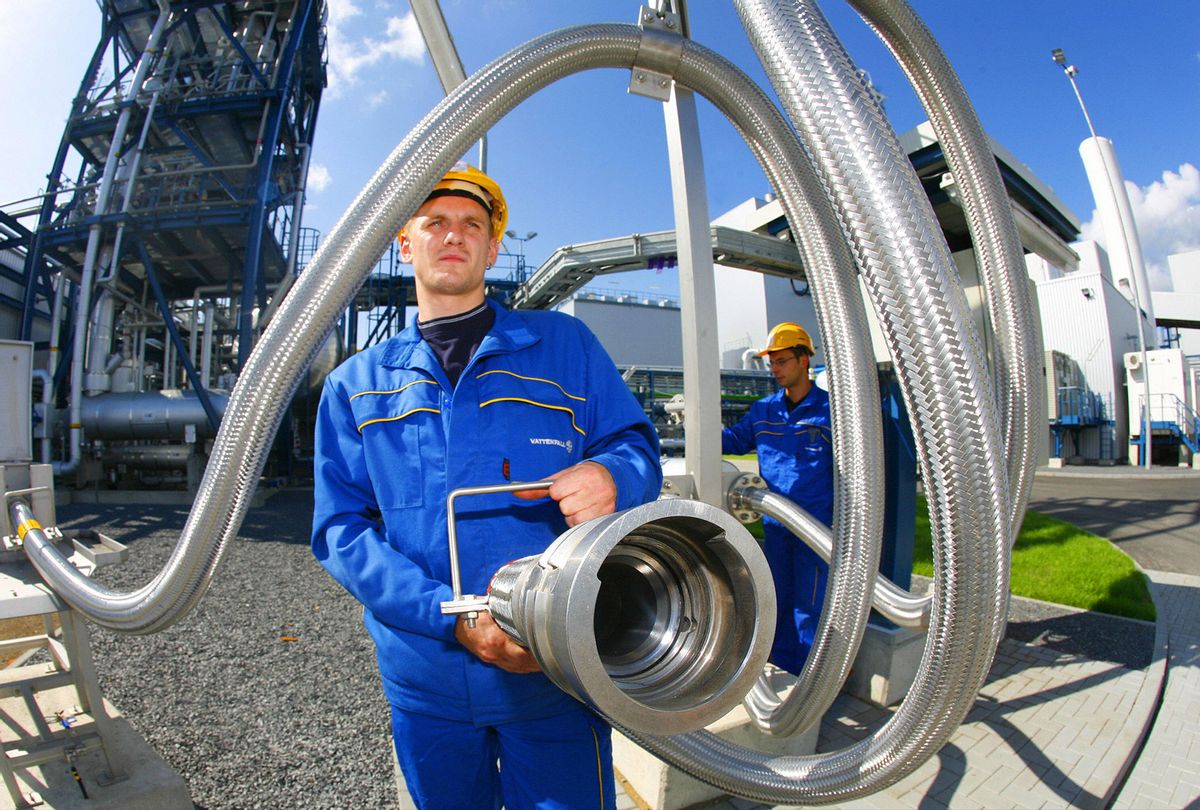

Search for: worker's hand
xmin=514 ymin=461 xmax=617 ymax=527
xmin=455 ymin=611 xmax=541 ymax=674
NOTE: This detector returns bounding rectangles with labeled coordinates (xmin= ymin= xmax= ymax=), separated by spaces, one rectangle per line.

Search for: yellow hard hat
xmin=756 ymin=322 xmax=814 ymax=356
xmin=400 ymin=163 xmax=508 ymax=240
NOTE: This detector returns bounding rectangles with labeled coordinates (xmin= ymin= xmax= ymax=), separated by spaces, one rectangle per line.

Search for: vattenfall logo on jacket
xmin=530 ymin=437 xmax=573 ymax=453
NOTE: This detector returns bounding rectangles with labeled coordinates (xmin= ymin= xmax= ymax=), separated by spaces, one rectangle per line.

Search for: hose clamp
xmin=630 ymin=6 xmax=684 ymax=101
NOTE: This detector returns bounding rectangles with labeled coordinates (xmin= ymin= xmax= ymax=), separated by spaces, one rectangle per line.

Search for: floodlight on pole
xmin=503 ymin=230 xmax=538 ymax=280
xmin=1051 ymin=48 xmax=1153 ymax=468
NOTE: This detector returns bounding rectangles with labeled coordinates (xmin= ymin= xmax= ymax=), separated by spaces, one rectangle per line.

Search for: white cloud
xmin=1081 ymin=162 xmax=1200 ymax=291
xmin=307 ymin=164 xmax=332 ymax=194
xmin=365 ymin=90 xmax=390 ymax=110
xmin=325 ymin=0 xmax=424 ymax=97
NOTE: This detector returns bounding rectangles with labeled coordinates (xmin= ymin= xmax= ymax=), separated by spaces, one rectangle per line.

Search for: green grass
xmin=913 ymin=496 xmax=1156 ymax=622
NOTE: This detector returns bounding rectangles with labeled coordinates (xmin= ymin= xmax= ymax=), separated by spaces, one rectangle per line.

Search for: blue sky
xmin=2 ymin=1 xmax=1197 ymax=293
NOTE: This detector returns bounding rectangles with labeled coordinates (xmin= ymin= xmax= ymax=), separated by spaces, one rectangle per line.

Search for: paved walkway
xmin=616 ymin=632 xmax=1161 ymax=810
xmin=611 ymin=467 xmax=1200 ymax=810
xmin=1114 ymin=571 xmax=1200 ymax=809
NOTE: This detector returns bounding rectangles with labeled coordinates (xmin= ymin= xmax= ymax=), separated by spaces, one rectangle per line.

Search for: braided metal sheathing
xmin=658 ymin=34 xmax=887 ymax=752
xmin=611 ymin=0 xmax=1010 ymax=801
xmin=846 ymin=0 xmax=1043 ymax=532
xmin=19 ymin=9 xmax=1029 ymax=803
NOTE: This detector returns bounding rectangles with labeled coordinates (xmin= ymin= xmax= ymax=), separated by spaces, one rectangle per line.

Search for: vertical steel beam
xmin=238 ymin=0 xmax=319 ymax=367
xmin=663 ymin=87 xmax=722 ymax=507
xmin=408 ymin=0 xmax=487 ymax=169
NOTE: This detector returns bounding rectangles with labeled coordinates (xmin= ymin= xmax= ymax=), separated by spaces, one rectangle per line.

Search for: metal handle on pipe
xmin=440 ymin=479 xmax=555 ymax=626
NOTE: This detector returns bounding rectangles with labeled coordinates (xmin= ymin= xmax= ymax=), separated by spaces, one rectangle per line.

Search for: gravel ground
xmin=58 ymin=489 xmax=397 ymax=810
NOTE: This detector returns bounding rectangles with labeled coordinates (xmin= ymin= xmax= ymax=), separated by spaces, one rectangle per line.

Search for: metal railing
xmin=1152 ymin=393 xmax=1200 ymax=452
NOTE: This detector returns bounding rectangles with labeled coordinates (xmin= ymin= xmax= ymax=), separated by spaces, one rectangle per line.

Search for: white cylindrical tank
xmin=1079 ymin=136 xmax=1155 ymax=327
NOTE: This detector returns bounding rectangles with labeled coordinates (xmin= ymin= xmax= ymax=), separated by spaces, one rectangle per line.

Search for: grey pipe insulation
xmin=19 ymin=3 xmax=1034 ymax=802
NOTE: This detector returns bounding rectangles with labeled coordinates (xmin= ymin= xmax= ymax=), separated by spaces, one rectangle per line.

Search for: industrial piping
xmin=728 ymin=483 xmax=928 ymax=739
xmin=57 ymin=0 xmax=173 ymax=475
xmin=845 ymin=0 xmax=1043 ymax=535
xmin=21 ymin=7 xmax=1033 ymax=803
xmin=730 ymin=484 xmax=931 ymax=631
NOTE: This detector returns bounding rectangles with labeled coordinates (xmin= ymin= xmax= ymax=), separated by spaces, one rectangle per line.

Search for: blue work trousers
xmin=390 ymin=702 xmax=616 ymax=810
xmin=764 ymin=520 xmax=830 ymax=674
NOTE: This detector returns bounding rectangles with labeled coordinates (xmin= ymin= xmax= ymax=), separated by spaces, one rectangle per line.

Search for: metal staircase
xmin=1152 ymin=394 xmax=1200 ymax=454
xmin=1130 ymin=393 xmax=1200 ymax=464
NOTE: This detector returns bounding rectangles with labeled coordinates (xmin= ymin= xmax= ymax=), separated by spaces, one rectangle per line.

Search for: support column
xmin=663 ymin=87 xmax=722 ymax=507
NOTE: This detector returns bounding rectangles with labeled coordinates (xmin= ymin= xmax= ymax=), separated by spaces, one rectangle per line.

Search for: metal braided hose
xmin=847 ymin=0 xmax=1043 ymax=532
xmin=731 ymin=0 xmax=1020 ymax=741
xmin=736 ymin=0 xmax=1036 ymax=738
xmin=731 ymin=487 xmax=930 ymax=631
xmin=19 ymin=13 xmax=1029 ymax=803
xmin=666 ymin=32 xmax=885 ymax=745
xmin=610 ymin=0 xmax=1010 ymax=800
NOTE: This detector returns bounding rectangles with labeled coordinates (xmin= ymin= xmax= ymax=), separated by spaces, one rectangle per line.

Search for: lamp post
xmin=504 ymin=230 xmax=537 ymax=281
xmin=1052 ymin=48 xmax=1153 ymax=469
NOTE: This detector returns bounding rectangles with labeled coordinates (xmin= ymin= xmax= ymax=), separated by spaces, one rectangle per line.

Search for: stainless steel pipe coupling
xmin=488 ymin=498 xmax=775 ymax=735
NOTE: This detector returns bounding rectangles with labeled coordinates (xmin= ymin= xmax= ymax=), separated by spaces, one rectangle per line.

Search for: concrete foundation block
xmin=613 ymin=668 xmax=818 ymax=810
xmin=844 ymin=620 xmax=928 ymax=707
xmin=0 ymin=691 xmax=191 ymax=810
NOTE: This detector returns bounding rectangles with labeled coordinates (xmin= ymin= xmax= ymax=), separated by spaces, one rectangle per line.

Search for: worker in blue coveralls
xmin=311 ymin=164 xmax=661 ymax=810
xmin=721 ymin=322 xmax=832 ymax=675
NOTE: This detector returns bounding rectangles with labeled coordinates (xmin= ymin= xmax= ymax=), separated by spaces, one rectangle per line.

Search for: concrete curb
xmin=1036 ymin=465 xmax=1200 ymax=480
xmin=1088 ymin=572 xmax=1170 ymax=808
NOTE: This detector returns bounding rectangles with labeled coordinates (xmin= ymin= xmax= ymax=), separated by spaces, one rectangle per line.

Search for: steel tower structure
xmin=14 ymin=0 xmax=326 ymax=485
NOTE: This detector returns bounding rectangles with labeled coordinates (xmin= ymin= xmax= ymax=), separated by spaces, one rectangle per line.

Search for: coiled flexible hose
xmin=612 ymin=1 xmax=1021 ymax=802
xmin=846 ymin=0 xmax=1043 ymax=531
xmin=726 ymin=0 xmax=1035 ymax=752
xmin=731 ymin=486 xmax=930 ymax=632
xmin=21 ymin=7 xmax=1032 ymax=803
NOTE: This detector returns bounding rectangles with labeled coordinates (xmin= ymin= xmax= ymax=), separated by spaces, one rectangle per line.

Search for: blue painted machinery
xmin=11 ymin=0 xmax=327 ymax=488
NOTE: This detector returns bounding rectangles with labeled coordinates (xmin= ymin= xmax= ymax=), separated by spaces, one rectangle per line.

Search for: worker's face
xmin=768 ymin=349 xmax=809 ymax=389
xmin=399 ymin=195 xmax=499 ymax=301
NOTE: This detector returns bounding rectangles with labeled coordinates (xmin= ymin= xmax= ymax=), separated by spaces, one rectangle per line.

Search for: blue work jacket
xmin=312 ymin=301 xmax=661 ymax=724
xmin=721 ymin=386 xmax=833 ymax=527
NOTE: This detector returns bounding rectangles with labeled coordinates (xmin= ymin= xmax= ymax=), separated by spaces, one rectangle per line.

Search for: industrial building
xmin=549 ymin=122 xmax=1199 ymax=469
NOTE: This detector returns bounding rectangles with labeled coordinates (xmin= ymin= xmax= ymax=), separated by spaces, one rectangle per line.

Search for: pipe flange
xmin=726 ymin=472 xmax=767 ymax=524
